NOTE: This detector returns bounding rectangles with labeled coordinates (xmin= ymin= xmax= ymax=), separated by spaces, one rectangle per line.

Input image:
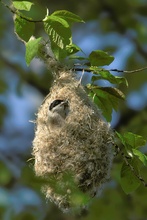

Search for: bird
xmin=47 ymin=99 xmax=69 ymax=130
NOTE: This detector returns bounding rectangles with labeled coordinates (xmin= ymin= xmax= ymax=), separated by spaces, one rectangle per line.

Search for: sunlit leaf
xmin=44 ymin=15 xmax=71 ymax=59
xmin=25 ymin=37 xmax=42 ymax=65
xmin=91 ymin=68 xmax=128 ymax=86
xmin=115 ymin=132 xmax=146 ymax=149
xmin=89 ymin=50 xmax=114 ymax=66
xmin=133 ymin=149 xmax=147 ymax=166
xmin=44 ymin=15 xmax=69 ymax=28
xmin=66 ymin=44 xmax=82 ymax=55
xmin=13 ymin=1 xmax=34 ymax=11
xmin=51 ymin=10 xmax=84 ymax=25
xmin=123 ymin=132 xmax=146 ymax=149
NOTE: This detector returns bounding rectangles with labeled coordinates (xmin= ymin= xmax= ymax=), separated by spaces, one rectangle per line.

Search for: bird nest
xmin=32 ymin=69 xmax=114 ymax=213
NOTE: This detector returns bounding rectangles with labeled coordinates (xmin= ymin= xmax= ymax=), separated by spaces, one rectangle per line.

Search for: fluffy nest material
xmin=32 ymin=69 xmax=114 ymax=213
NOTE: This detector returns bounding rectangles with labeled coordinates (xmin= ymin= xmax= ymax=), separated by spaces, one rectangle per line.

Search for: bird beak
xmin=62 ymin=100 xmax=69 ymax=109
xmin=63 ymin=100 xmax=69 ymax=105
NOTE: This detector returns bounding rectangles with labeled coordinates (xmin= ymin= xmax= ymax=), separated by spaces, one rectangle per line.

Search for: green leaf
xmin=25 ymin=37 xmax=42 ymax=66
xmin=66 ymin=44 xmax=82 ymax=56
xmin=115 ymin=131 xmax=126 ymax=146
xmin=50 ymin=40 xmax=68 ymax=60
xmin=133 ymin=149 xmax=147 ymax=166
xmin=123 ymin=132 xmax=146 ymax=149
xmin=120 ymin=162 xmax=140 ymax=194
xmin=14 ymin=15 xmax=35 ymax=42
xmin=89 ymin=50 xmax=114 ymax=66
xmin=51 ymin=10 xmax=84 ymax=25
xmin=91 ymin=92 xmax=112 ymax=121
xmin=114 ymin=76 xmax=128 ymax=86
xmin=13 ymin=1 xmax=34 ymax=11
xmin=44 ymin=15 xmax=70 ymax=28
xmin=97 ymin=87 xmax=125 ymax=100
xmin=44 ymin=15 xmax=72 ymax=59
xmin=87 ymin=85 xmax=124 ymax=121
xmin=94 ymin=88 xmax=119 ymax=111
xmin=91 ymin=68 xmax=128 ymax=86
xmin=115 ymin=132 xmax=146 ymax=149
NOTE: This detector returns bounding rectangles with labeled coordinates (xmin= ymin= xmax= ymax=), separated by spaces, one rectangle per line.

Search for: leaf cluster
xmin=116 ymin=131 xmax=147 ymax=194
xmin=12 ymin=1 xmax=84 ymax=64
xmin=86 ymin=63 xmax=127 ymax=121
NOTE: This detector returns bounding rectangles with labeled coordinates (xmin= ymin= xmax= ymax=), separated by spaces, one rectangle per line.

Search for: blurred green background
xmin=0 ymin=0 xmax=147 ymax=219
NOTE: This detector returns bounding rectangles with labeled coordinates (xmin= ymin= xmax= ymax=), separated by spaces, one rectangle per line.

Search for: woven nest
xmin=32 ymin=70 xmax=114 ymax=213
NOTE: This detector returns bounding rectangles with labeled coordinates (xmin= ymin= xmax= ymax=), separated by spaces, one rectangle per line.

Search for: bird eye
xmin=49 ymin=99 xmax=64 ymax=110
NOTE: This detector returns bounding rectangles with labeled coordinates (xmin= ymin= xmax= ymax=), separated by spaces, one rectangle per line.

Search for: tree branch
xmin=73 ymin=66 xmax=147 ymax=74
xmin=0 ymin=55 xmax=52 ymax=95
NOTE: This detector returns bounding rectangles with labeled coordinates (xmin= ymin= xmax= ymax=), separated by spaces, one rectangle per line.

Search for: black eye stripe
xmin=49 ymin=99 xmax=64 ymax=110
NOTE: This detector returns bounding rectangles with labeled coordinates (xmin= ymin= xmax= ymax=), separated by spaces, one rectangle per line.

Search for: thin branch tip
xmin=73 ymin=66 xmax=147 ymax=74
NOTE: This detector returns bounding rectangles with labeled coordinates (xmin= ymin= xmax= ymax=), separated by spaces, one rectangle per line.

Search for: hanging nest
xmin=32 ymin=69 xmax=114 ymax=213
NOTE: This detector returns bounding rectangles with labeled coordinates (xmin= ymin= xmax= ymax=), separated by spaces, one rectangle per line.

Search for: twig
xmin=110 ymin=66 xmax=147 ymax=74
xmin=73 ymin=67 xmax=94 ymax=73
xmin=73 ymin=66 xmax=147 ymax=74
